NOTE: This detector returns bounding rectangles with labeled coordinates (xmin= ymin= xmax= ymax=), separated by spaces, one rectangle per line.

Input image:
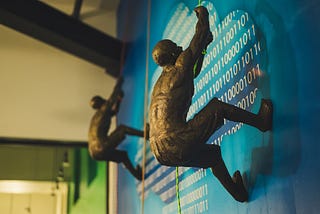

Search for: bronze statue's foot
xmin=232 ymin=171 xmax=249 ymax=202
xmin=257 ymin=99 xmax=273 ymax=132
xmin=134 ymin=165 xmax=143 ymax=181
xmin=145 ymin=123 xmax=150 ymax=139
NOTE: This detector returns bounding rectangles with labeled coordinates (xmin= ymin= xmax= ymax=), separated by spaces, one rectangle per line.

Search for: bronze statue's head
xmin=90 ymin=96 xmax=106 ymax=110
xmin=152 ymin=39 xmax=182 ymax=66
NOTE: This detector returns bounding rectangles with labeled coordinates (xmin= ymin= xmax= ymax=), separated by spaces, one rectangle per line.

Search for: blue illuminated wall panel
xmin=116 ymin=0 xmax=320 ymax=213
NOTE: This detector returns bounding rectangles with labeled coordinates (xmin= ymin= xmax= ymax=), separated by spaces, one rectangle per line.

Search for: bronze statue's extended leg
xmin=121 ymin=125 xmax=144 ymax=137
xmin=109 ymin=150 xmax=142 ymax=180
xmin=190 ymin=98 xmax=273 ymax=134
xmin=107 ymin=124 xmax=144 ymax=148
xmin=105 ymin=126 xmax=143 ymax=180
xmin=217 ymin=99 xmax=273 ymax=132
xmin=211 ymin=160 xmax=248 ymax=202
xmin=185 ymin=144 xmax=248 ymax=202
xmin=185 ymin=97 xmax=255 ymax=202
xmin=120 ymin=152 xmax=142 ymax=180
xmin=209 ymin=146 xmax=248 ymax=202
xmin=117 ymin=124 xmax=144 ymax=137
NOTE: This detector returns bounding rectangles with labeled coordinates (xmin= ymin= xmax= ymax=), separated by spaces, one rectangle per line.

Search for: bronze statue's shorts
xmin=150 ymin=129 xmax=222 ymax=168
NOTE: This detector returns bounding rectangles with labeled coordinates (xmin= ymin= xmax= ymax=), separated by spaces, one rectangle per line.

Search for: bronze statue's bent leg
xmin=108 ymin=150 xmax=142 ymax=180
xmin=183 ymin=97 xmax=267 ymax=202
xmin=216 ymin=98 xmax=273 ymax=132
xmin=107 ymin=124 xmax=144 ymax=148
xmin=104 ymin=125 xmax=144 ymax=180
xmin=187 ymin=98 xmax=273 ymax=139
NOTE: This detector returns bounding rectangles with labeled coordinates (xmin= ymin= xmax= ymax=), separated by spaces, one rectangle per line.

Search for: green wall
xmin=69 ymin=149 xmax=106 ymax=214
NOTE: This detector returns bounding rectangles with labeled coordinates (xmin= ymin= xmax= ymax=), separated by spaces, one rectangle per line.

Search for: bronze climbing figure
xmin=149 ymin=6 xmax=273 ymax=202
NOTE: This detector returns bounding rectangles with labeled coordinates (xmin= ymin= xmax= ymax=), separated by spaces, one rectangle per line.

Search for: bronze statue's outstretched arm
xmin=187 ymin=6 xmax=212 ymax=66
xmin=193 ymin=32 xmax=213 ymax=78
xmin=107 ymin=77 xmax=124 ymax=115
xmin=109 ymin=76 xmax=124 ymax=106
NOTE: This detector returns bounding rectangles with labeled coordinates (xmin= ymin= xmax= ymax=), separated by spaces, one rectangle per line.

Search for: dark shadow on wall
xmin=248 ymin=134 xmax=273 ymax=189
xmin=247 ymin=0 xmax=302 ymax=193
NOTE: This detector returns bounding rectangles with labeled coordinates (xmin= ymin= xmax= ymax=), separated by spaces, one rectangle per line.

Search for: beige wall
xmin=0 ymin=0 xmax=119 ymax=141
xmin=0 ymin=18 xmax=116 ymax=141
xmin=0 ymin=3 xmax=118 ymax=213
